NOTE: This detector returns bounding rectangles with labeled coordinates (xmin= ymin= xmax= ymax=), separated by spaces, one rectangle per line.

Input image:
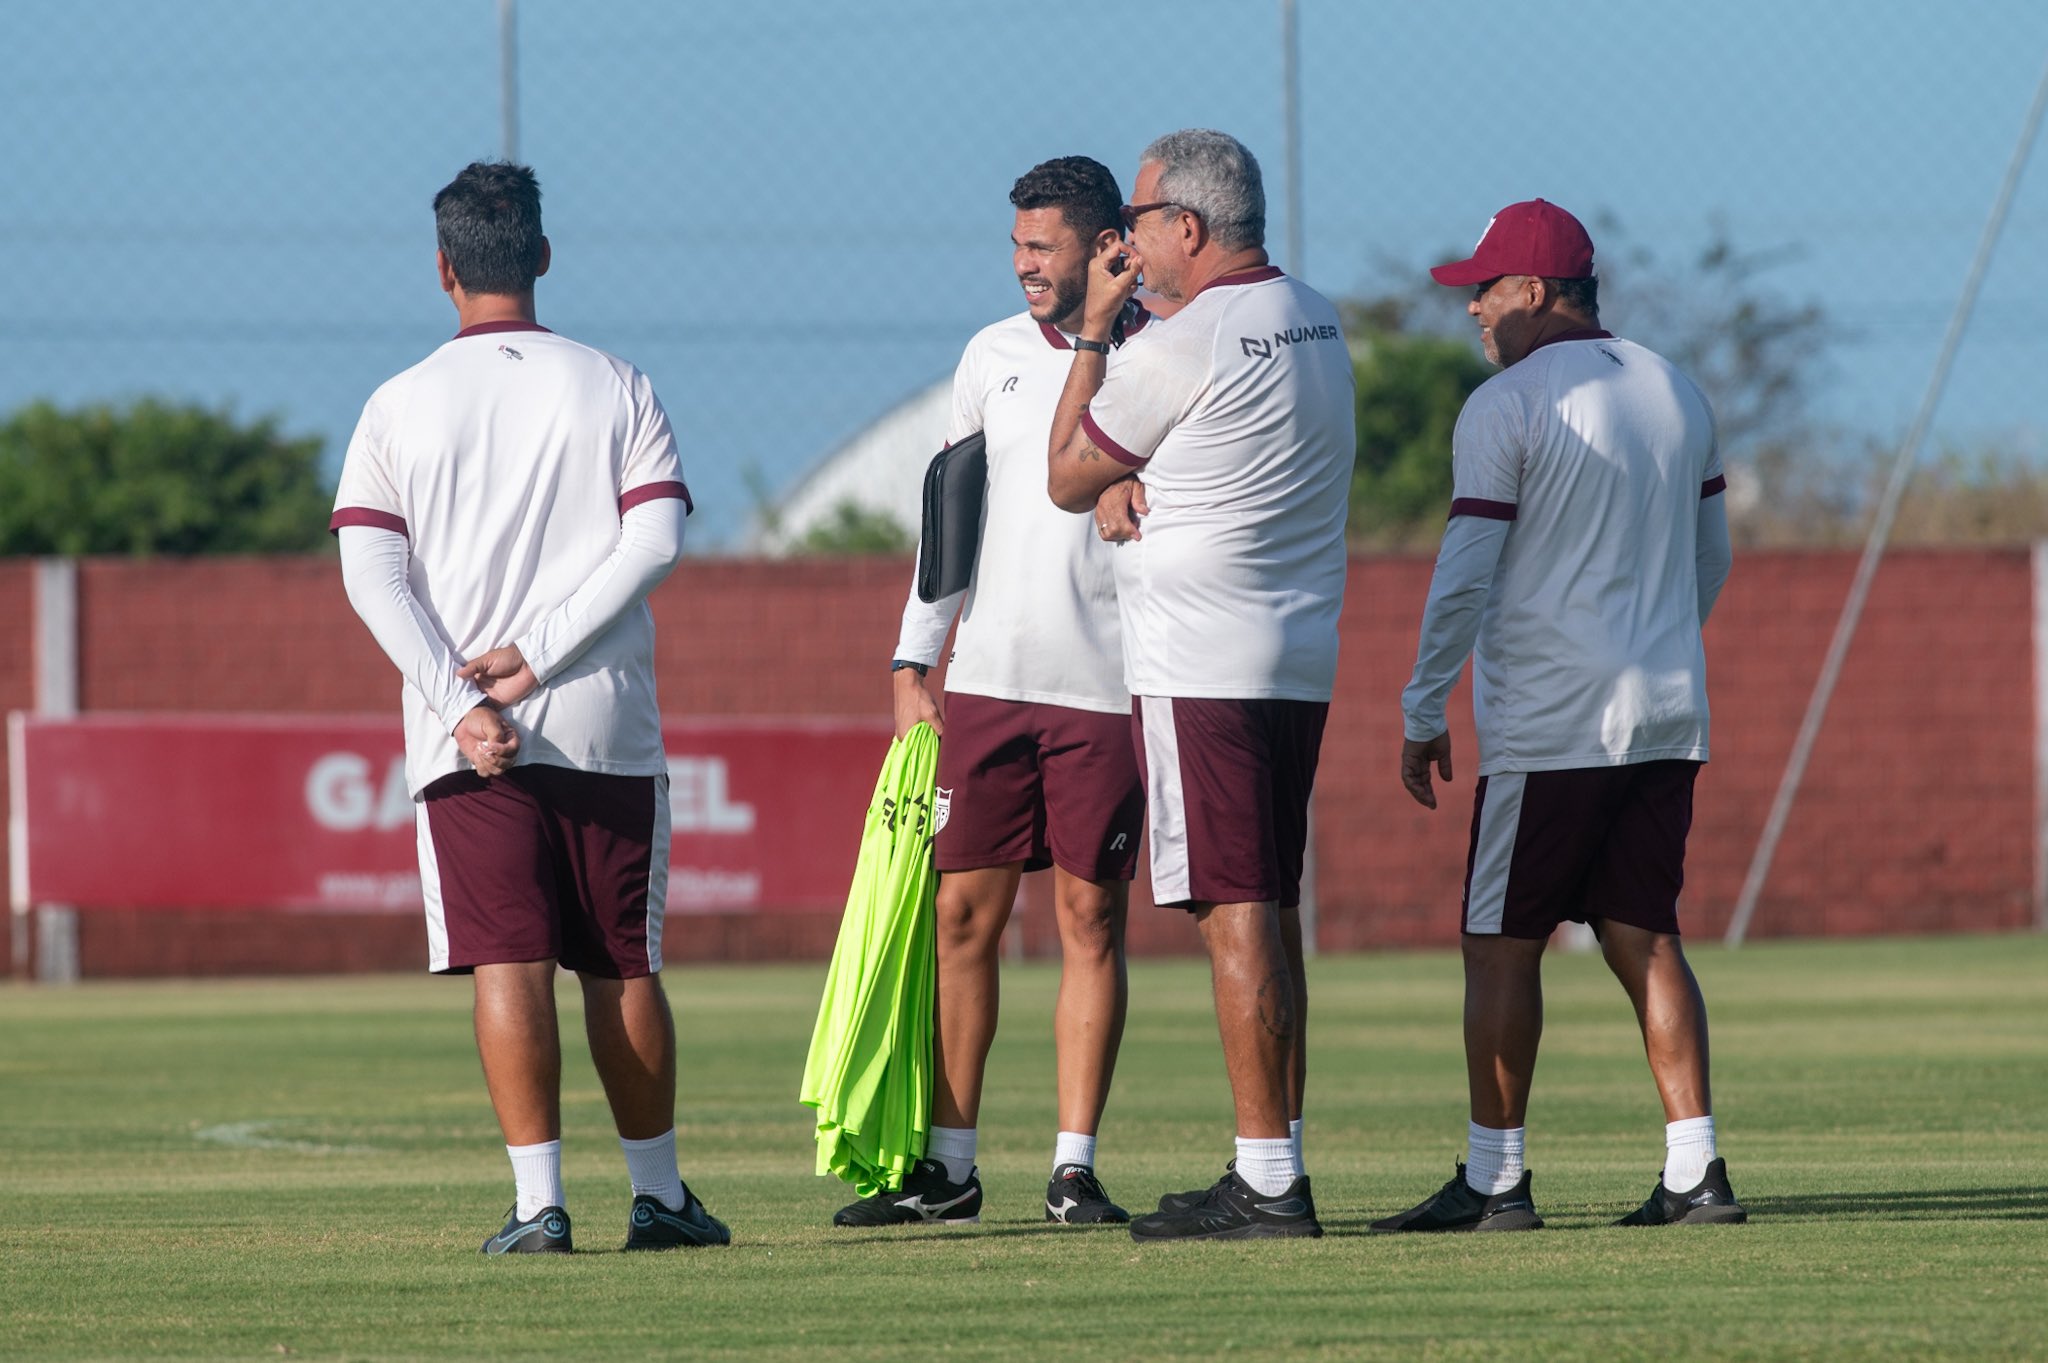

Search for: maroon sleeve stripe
xmin=1449 ymin=498 xmax=1517 ymax=522
xmin=620 ymin=480 xmax=694 ymax=516
xmin=1080 ymin=410 xmax=1148 ymax=468
xmin=329 ymin=507 xmax=408 ymax=537
xmin=1702 ymin=475 xmax=1728 ymax=498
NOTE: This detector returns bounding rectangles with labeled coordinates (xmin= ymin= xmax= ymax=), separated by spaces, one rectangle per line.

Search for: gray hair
xmin=1139 ymin=129 xmax=1265 ymax=251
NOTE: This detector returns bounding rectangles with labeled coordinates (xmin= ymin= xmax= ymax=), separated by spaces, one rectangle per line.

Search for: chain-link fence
xmin=4 ymin=0 xmax=2046 ymax=551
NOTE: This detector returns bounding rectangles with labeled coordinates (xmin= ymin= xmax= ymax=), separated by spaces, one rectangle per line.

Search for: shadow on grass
xmin=819 ymin=1223 xmax=1121 ymax=1245
xmin=1748 ymin=1186 xmax=2048 ymax=1221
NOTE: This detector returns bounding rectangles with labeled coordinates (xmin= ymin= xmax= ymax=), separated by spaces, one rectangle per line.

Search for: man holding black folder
xmin=832 ymin=157 xmax=1151 ymax=1230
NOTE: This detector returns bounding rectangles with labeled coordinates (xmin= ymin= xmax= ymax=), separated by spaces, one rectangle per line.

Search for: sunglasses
xmin=1120 ymin=200 xmax=1182 ymax=230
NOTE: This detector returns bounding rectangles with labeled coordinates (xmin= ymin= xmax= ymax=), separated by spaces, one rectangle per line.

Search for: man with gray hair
xmin=1048 ymin=129 xmax=1355 ymax=1241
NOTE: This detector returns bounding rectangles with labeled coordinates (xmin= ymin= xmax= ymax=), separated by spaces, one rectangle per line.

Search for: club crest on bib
xmin=934 ymin=787 xmax=952 ymax=835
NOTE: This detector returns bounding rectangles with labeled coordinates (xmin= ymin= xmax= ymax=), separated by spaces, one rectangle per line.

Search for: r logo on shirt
xmin=1001 ymin=375 xmax=1019 ymax=392
xmin=498 ymin=344 xmax=524 ymax=361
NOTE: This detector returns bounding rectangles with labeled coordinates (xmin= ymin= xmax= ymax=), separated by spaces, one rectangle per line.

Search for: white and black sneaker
xmin=1045 ymin=1163 xmax=1129 ymax=1224
xmin=1129 ymin=1170 xmax=1322 ymax=1242
xmin=832 ymin=1158 xmax=982 ymax=1227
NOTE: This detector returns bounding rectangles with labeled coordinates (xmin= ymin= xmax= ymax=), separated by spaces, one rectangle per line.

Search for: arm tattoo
xmin=1076 ymin=436 xmax=1104 ymax=464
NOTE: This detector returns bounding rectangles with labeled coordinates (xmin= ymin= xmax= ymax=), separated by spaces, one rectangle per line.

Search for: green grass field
xmin=3 ymin=934 xmax=2044 ymax=1362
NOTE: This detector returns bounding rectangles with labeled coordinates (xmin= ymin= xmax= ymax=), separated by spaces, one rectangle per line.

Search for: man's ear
xmin=534 ymin=236 xmax=551 ymax=279
xmin=436 ymin=248 xmax=458 ymax=297
xmin=1179 ymin=209 xmax=1206 ymax=257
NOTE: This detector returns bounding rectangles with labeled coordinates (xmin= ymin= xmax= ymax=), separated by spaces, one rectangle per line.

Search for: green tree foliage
xmin=794 ymin=499 xmax=913 ymax=555
xmin=1345 ymin=326 xmax=1494 ymax=547
xmin=0 ymin=399 xmax=331 ymax=555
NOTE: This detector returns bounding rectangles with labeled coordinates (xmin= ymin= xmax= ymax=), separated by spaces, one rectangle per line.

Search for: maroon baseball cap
xmin=1429 ymin=199 xmax=1595 ymax=287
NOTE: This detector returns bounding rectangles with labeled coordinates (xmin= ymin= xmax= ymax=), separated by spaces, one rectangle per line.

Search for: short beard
xmin=1030 ymin=271 xmax=1089 ymax=332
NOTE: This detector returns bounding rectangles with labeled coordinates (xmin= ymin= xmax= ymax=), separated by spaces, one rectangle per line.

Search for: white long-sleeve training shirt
xmin=1402 ymin=330 xmax=1732 ymax=774
xmin=332 ymin=322 xmax=690 ymax=795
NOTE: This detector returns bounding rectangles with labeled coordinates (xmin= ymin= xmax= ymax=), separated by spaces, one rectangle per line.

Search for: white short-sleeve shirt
xmin=1080 ymin=268 xmax=1355 ymax=701
xmin=1448 ymin=331 xmax=1723 ymax=771
xmin=331 ymin=322 xmax=689 ymax=795
xmin=892 ymin=307 xmax=1149 ymax=714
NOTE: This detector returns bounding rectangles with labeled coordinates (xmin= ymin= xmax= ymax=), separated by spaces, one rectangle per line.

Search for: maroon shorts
xmin=1462 ymin=761 xmax=1699 ymax=939
xmin=417 ymin=763 xmax=668 ymax=977
xmin=1132 ymin=696 xmax=1328 ymax=909
xmin=933 ymin=693 xmax=1144 ymax=882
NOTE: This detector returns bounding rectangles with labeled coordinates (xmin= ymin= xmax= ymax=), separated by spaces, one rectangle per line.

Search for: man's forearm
xmin=1401 ymin=515 xmax=1510 ymax=740
xmin=1047 ymin=348 xmax=1116 ymax=511
xmin=338 ymin=525 xmax=486 ymax=727
xmin=515 ymin=496 xmax=687 ymax=683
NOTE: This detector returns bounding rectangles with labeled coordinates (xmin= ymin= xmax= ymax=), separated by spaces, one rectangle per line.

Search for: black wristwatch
xmin=890 ymin=659 xmax=929 ymax=677
xmin=1073 ymin=337 xmax=1112 ymax=355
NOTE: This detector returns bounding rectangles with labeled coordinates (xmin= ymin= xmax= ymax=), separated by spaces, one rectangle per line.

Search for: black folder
xmin=916 ymin=431 xmax=987 ymax=603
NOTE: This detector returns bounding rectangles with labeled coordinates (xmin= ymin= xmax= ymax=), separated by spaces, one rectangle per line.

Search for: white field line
xmin=193 ymin=1120 xmax=378 ymax=1156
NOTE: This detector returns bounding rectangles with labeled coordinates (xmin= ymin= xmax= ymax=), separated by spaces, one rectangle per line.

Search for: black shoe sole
xmin=1130 ymin=1220 xmax=1323 ymax=1242
xmin=1047 ymin=1209 xmax=1131 ymax=1225
xmin=1369 ymin=1210 xmax=1544 ymax=1234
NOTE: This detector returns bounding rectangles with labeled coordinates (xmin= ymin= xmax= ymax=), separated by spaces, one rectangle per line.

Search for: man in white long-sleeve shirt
xmin=331 ymin=161 xmax=727 ymax=1256
xmin=1374 ymin=200 xmax=1744 ymax=1235
xmin=833 ymin=158 xmax=1148 ymax=1231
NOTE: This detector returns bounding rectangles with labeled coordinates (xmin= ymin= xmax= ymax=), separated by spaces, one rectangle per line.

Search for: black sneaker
xmin=1129 ymin=1170 xmax=1322 ymax=1242
xmin=1045 ymin=1163 xmax=1129 ymax=1224
xmin=622 ymin=1186 xmax=732 ymax=1249
xmin=1615 ymin=1157 xmax=1748 ymax=1226
xmin=481 ymin=1204 xmax=573 ymax=1255
xmin=1156 ymin=1160 xmax=1235 ymax=1214
xmin=1369 ymin=1164 xmax=1544 ymax=1233
xmin=832 ymin=1158 xmax=982 ymax=1227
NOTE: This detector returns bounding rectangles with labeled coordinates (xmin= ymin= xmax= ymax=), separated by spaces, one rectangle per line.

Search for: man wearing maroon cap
xmin=1373 ymin=200 xmax=1743 ymax=1233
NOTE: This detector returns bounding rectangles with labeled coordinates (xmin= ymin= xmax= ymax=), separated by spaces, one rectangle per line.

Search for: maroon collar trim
xmin=1191 ymin=264 xmax=1285 ymax=301
xmin=1526 ymin=327 xmax=1614 ymax=357
xmin=454 ymin=320 xmax=553 ymax=339
xmin=1038 ymin=299 xmax=1153 ymax=351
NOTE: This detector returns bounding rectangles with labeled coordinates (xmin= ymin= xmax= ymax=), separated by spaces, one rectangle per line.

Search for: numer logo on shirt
xmin=1239 ymin=323 xmax=1342 ymax=361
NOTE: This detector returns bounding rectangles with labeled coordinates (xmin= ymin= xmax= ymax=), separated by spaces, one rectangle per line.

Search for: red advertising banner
xmin=8 ymin=713 xmax=893 ymax=915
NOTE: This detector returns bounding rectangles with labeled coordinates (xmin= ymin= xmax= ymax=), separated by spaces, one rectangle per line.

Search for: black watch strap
xmin=890 ymin=659 xmax=929 ymax=676
xmin=1072 ymin=337 xmax=1112 ymax=355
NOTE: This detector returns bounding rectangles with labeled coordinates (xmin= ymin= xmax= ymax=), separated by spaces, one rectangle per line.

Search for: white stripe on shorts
xmin=1139 ymin=697 xmax=1191 ymax=904
xmin=1465 ymin=771 xmax=1527 ymax=935
xmin=414 ymin=799 xmax=450 ymax=972
xmin=645 ymin=774 xmax=671 ymax=973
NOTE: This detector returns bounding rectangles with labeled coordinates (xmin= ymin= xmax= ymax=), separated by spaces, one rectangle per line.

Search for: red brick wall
xmin=5 ymin=549 xmax=2033 ymax=976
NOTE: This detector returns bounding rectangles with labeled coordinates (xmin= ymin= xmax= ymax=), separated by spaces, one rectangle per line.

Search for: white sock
xmin=620 ymin=1128 xmax=686 ymax=1212
xmin=1234 ymin=1134 xmax=1302 ymax=1196
xmin=1463 ymin=1122 xmax=1526 ymax=1195
xmin=1053 ymin=1130 xmax=1097 ymax=1172
xmin=1663 ymin=1115 xmax=1717 ymax=1192
xmin=1290 ymin=1116 xmax=1304 ymax=1166
xmin=507 ymin=1139 xmax=563 ymax=1220
xmin=928 ymin=1125 xmax=977 ymax=1184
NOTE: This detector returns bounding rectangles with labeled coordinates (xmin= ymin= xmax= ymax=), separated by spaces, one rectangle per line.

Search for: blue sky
xmin=4 ymin=0 xmax=2046 ymax=547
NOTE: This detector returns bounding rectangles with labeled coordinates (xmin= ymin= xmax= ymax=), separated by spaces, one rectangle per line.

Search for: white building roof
xmin=748 ymin=378 xmax=950 ymax=554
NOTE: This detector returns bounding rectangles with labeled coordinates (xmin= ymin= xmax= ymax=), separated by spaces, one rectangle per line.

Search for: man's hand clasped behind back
xmin=453 ymin=644 xmax=539 ymax=777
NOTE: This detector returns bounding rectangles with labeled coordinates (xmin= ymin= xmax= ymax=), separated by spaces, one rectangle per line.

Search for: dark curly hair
xmin=1009 ymin=156 xmax=1123 ymax=243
